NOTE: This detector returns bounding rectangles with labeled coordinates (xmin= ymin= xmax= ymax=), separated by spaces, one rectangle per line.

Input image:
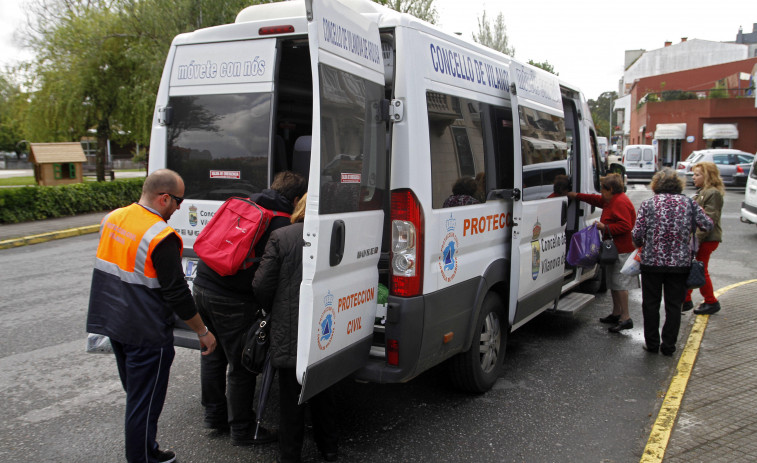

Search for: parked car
xmin=676 ymin=149 xmax=754 ymax=187
xmin=741 ymin=154 xmax=757 ymax=228
xmin=621 ymin=144 xmax=658 ymax=180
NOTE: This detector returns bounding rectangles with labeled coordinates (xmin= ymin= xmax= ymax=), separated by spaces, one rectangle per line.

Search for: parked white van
xmin=150 ymin=0 xmax=606 ymax=399
xmin=741 ymin=155 xmax=757 ymax=228
xmin=622 ymin=144 xmax=657 ymax=180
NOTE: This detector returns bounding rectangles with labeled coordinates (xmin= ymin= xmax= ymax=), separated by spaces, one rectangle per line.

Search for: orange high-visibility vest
xmin=87 ymin=203 xmax=183 ymax=347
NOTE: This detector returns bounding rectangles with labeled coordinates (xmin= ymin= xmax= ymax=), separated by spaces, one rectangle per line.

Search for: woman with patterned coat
xmin=632 ymin=169 xmax=713 ymax=356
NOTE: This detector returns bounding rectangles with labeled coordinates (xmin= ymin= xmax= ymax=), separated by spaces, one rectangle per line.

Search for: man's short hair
xmin=142 ymin=169 xmax=180 ymax=197
xmin=270 ymin=171 xmax=307 ymax=203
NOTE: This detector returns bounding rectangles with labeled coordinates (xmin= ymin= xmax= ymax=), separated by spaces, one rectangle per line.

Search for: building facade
xmin=613 ymin=25 xmax=757 ymax=162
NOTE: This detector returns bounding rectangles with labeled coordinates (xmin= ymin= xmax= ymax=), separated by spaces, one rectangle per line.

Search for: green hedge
xmin=0 ymin=178 xmax=144 ymax=224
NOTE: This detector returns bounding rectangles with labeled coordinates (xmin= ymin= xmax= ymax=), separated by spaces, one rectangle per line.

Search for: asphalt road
xmin=0 ymin=183 xmax=754 ymax=462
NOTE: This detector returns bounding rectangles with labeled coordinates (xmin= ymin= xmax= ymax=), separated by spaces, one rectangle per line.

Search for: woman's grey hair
xmin=649 ymin=167 xmax=684 ymax=194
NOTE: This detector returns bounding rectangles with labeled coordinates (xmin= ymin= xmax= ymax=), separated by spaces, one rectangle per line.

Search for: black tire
xmin=448 ymin=292 xmax=507 ymax=393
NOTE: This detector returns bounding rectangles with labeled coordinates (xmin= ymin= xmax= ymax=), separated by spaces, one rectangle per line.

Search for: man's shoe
xmin=232 ymin=426 xmax=277 ymax=446
xmin=681 ymin=300 xmax=694 ymax=312
xmin=609 ymin=318 xmax=633 ymax=333
xmin=155 ymin=449 xmax=176 ymax=463
xmin=599 ymin=314 xmax=620 ymax=324
xmin=643 ymin=344 xmax=659 ymax=354
xmin=694 ymin=301 xmax=721 ymax=315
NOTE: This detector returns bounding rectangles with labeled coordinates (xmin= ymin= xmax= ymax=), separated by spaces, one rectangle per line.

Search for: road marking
xmin=640 ymin=279 xmax=757 ymax=463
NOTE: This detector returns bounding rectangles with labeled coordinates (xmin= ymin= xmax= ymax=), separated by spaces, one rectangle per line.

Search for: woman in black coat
xmin=252 ymin=194 xmax=338 ymax=463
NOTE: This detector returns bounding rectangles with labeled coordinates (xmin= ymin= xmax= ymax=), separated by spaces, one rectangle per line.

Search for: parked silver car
xmin=676 ymin=149 xmax=754 ymax=187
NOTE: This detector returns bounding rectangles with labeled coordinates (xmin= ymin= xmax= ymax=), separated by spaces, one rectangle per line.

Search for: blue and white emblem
xmin=438 ymin=214 xmax=460 ymax=282
xmin=317 ymin=290 xmax=336 ymax=350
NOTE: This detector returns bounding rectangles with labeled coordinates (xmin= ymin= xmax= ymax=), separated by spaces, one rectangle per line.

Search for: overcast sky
xmin=1 ymin=0 xmax=753 ymax=100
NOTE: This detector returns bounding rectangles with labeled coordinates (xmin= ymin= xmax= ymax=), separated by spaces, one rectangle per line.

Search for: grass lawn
xmin=0 ymin=176 xmax=36 ymax=186
xmin=0 ymin=171 xmax=144 ymax=187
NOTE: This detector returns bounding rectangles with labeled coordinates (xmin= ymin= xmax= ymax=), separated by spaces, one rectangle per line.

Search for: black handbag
xmin=686 ymin=198 xmax=705 ymax=290
xmin=686 ymin=260 xmax=705 ymax=289
xmin=241 ymin=312 xmax=270 ymax=374
xmin=599 ymin=228 xmax=619 ymax=264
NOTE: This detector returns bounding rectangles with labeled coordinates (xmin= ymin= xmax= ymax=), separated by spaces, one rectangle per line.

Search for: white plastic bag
xmin=86 ymin=333 xmax=113 ymax=354
xmin=620 ymin=248 xmax=641 ymax=276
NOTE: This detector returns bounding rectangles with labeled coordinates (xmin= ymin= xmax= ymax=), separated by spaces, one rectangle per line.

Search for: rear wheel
xmin=449 ymin=292 xmax=507 ymax=393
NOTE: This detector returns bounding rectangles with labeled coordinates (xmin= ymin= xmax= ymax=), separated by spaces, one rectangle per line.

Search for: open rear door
xmin=507 ymin=64 xmax=568 ymax=329
xmin=297 ymin=0 xmax=386 ymax=403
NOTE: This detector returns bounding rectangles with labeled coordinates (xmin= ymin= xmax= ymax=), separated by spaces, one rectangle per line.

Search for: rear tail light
xmin=737 ymin=165 xmax=744 ymax=174
xmin=386 ymin=339 xmax=399 ymax=366
xmin=390 ymin=189 xmax=423 ymax=297
xmin=677 ymin=163 xmax=685 ymax=170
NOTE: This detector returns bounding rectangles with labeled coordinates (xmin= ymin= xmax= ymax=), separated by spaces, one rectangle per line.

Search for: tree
xmin=473 ymin=11 xmax=514 ymax=56
xmin=527 ymin=59 xmax=558 ymax=76
xmin=19 ymin=0 xmax=258 ymax=181
xmin=0 ymin=72 xmax=28 ymax=153
xmin=375 ymin=0 xmax=438 ymax=23
xmin=588 ymin=91 xmax=618 ymax=140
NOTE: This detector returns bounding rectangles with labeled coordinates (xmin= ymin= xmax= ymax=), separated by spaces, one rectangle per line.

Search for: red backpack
xmin=193 ymin=197 xmax=290 ymax=276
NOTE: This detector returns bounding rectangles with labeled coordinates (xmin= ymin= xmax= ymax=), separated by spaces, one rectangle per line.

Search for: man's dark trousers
xmin=112 ymin=340 xmax=175 ymax=463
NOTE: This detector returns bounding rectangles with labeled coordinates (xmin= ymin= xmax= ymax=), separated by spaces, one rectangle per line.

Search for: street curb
xmin=640 ymin=279 xmax=757 ymax=463
xmin=0 ymin=224 xmax=100 ymax=250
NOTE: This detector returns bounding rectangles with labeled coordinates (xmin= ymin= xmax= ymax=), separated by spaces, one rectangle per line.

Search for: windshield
xmin=166 ymin=93 xmax=272 ymax=200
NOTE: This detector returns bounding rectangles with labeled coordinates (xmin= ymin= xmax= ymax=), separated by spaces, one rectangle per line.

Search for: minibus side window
xmin=318 ymin=64 xmax=386 ymax=214
xmin=519 ymin=107 xmax=568 ymax=201
xmin=427 ymin=91 xmax=489 ymax=209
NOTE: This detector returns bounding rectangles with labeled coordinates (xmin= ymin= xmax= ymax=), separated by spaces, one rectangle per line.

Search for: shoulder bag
xmin=241 ymin=311 xmax=271 ymax=374
xmin=685 ymin=198 xmax=705 ymax=289
xmin=599 ymin=228 xmax=619 ymax=265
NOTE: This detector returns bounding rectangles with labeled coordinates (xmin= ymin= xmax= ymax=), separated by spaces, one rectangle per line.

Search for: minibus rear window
xmin=166 ymin=93 xmax=272 ymax=201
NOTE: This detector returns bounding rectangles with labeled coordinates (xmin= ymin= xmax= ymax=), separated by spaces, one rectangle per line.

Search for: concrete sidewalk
xmin=1 ymin=215 xmax=755 ymax=463
xmin=0 ymin=212 xmax=104 ymax=248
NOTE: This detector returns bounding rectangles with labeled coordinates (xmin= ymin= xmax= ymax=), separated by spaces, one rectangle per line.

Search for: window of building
xmin=53 ymin=163 xmax=76 ymax=180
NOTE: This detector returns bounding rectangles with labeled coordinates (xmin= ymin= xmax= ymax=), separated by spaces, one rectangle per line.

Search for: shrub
xmin=0 ymin=178 xmax=144 ymax=224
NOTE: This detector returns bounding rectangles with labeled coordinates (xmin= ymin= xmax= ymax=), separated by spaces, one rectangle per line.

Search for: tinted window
xmin=519 ymin=107 xmax=567 ymax=200
xmin=712 ymin=155 xmax=729 ymax=165
xmin=427 ymin=91 xmax=493 ymax=209
xmin=318 ymin=64 xmax=386 ymax=214
xmin=167 ymin=93 xmax=272 ymax=201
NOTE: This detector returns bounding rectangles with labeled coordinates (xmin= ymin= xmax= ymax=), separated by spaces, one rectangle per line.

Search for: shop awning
xmin=654 ymin=123 xmax=686 ymax=139
xmin=703 ymin=123 xmax=738 ymax=139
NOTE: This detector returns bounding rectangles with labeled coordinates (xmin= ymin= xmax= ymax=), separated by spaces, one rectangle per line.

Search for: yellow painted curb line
xmin=0 ymin=224 xmax=100 ymax=250
xmin=640 ymin=279 xmax=757 ymax=463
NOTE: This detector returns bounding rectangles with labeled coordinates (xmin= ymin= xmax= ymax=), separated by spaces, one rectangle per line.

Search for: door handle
xmin=330 ymin=220 xmax=345 ymax=267
xmin=489 ymin=188 xmax=521 ymax=201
